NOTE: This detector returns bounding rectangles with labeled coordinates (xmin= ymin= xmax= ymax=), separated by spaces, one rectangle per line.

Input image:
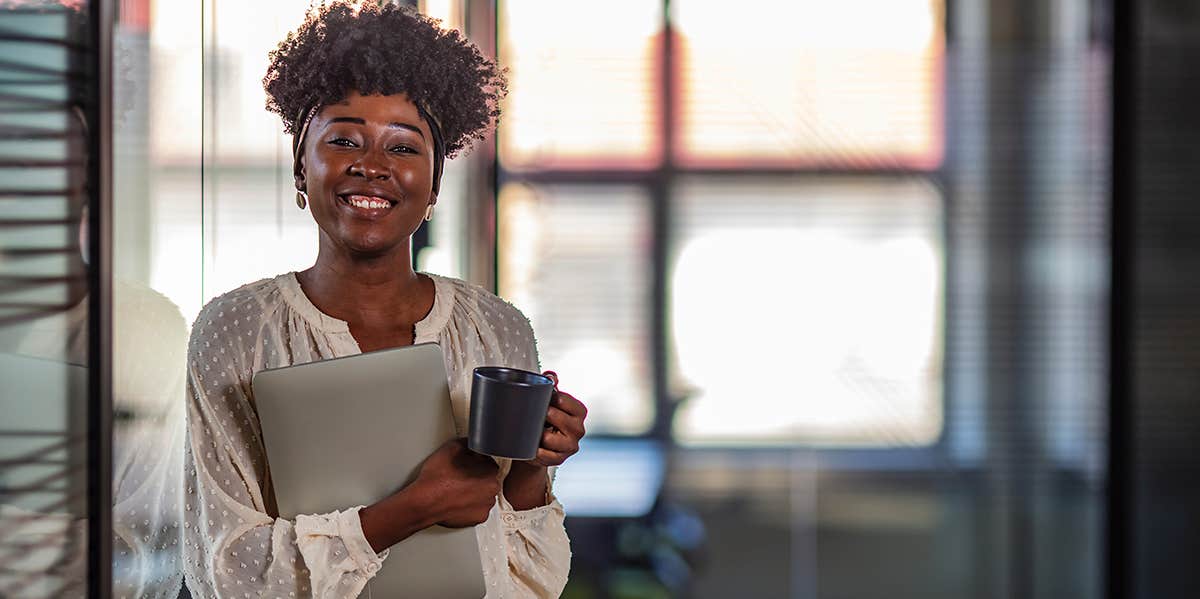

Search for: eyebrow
xmin=326 ymin=116 xmax=425 ymax=139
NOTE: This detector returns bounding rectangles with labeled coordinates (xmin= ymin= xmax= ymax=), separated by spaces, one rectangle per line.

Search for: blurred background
xmin=2 ymin=0 xmax=1199 ymax=597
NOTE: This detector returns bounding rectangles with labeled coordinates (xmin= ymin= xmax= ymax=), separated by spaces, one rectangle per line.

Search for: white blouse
xmin=181 ymin=272 xmax=572 ymax=598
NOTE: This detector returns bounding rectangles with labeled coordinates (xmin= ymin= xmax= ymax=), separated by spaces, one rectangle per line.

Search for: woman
xmin=181 ymin=4 xmax=586 ymax=597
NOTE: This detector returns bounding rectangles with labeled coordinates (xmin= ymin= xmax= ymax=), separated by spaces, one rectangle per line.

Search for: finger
xmin=542 ymin=371 xmax=559 ymax=388
xmin=540 ymin=428 xmax=579 ymax=454
xmin=532 ymin=447 xmax=569 ymax=468
xmin=552 ymin=390 xmax=587 ymax=418
xmin=545 ymin=406 xmax=584 ymax=438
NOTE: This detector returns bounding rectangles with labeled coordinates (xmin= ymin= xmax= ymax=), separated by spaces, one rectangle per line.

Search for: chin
xmin=318 ymin=219 xmax=415 ymax=259
xmin=340 ymin=234 xmax=409 ymax=258
xmin=344 ymin=242 xmax=401 ymax=258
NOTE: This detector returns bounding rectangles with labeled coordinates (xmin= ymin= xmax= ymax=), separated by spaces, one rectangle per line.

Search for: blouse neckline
xmin=274 ymin=271 xmax=455 ymax=348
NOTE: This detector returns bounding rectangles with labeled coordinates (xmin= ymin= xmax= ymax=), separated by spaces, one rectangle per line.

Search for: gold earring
xmin=296 ymin=191 xmax=307 ymax=209
xmin=424 ymin=204 xmax=434 ymax=221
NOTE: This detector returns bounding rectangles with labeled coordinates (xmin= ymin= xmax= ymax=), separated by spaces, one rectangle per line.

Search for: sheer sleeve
xmin=493 ymin=306 xmax=572 ymax=598
xmin=496 ymin=482 xmax=571 ymax=598
xmin=181 ymin=299 xmax=385 ymax=598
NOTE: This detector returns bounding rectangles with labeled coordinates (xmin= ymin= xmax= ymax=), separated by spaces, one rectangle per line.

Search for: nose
xmin=348 ymin=150 xmax=389 ymax=180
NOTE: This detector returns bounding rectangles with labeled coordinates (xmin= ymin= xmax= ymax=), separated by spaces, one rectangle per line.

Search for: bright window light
xmin=672 ymin=0 xmax=944 ymax=168
xmin=498 ymin=184 xmax=654 ymax=435
xmin=670 ymin=178 xmax=944 ymax=446
xmin=498 ymin=0 xmax=662 ymax=170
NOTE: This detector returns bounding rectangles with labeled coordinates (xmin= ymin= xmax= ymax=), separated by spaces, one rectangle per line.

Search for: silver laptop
xmin=252 ymin=342 xmax=486 ymax=598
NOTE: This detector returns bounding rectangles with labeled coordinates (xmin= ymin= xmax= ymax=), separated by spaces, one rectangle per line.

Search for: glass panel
xmin=144 ymin=0 xmax=205 ymax=320
xmin=109 ymin=0 xmax=197 ymax=594
xmin=498 ymin=183 xmax=654 ymax=435
xmin=498 ymin=0 xmax=662 ymax=171
xmin=199 ymin=0 xmax=317 ymax=306
xmin=0 ymin=4 xmax=92 ymax=596
xmin=672 ymin=0 xmax=944 ymax=168
xmin=669 ymin=177 xmax=943 ymax=445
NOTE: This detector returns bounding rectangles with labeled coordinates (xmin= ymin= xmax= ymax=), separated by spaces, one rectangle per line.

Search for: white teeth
xmin=346 ymin=195 xmax=390 ymax=209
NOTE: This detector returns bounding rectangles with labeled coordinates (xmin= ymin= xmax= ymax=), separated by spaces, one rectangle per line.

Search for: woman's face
xmin=298 ymin=91 xmax=436 ymax=257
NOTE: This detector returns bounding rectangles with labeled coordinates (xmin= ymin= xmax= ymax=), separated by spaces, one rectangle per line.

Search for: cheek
xmin=303 ymin=161 xmax=343 ymax=225
xmin=306 ymin=159 xmax=337 ymax=193
xmin=303 ymin=142 xmax=344 ymax=187
xmin=397 ymin=167 xmax=432 ymax=196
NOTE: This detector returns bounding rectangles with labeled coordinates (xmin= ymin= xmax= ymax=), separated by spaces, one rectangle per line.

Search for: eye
xmin=328 ymin=137 xmax=357 ymax=147
xmin=389 ymin=144 xmax=419 ymax=155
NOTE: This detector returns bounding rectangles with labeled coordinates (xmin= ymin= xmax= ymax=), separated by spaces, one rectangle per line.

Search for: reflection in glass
xmin=498 ymin=183 xmax=654 ymax=435
xmin=108 ymin=282 xmax=187 ymax=596
xmin=0 ymin=4 xmax=91 ymax=596
xmin=673 ymin=0 xmax=944 ymax=168
xmin=670 ymin=177 xmax=944 ymax=445
xmin=109 ymin=0 xmax=194 ymax=595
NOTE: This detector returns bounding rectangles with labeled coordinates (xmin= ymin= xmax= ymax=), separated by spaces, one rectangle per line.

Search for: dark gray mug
xmin=468 ymin=366 xmax=554 ymax=460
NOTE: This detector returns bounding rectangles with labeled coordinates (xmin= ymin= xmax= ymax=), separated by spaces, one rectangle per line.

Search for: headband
xmin=292 ymin=101 xmax=445 ymax=195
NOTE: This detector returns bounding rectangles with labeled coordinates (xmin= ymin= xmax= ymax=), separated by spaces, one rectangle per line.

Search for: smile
xmin=338 ymin=194 xmax=396 ymax=212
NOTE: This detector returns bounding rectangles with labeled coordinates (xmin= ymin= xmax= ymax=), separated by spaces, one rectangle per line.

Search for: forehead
xmin=316 ymin=91 xmax=427 ymax=132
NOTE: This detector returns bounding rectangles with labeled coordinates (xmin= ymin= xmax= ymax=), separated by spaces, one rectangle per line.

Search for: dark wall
xmin=1129 ymin=0 xmax=1200 ymax=596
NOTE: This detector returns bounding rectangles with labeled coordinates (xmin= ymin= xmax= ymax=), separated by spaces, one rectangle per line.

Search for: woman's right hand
xmin=411 ymin=438 xmax=501 ymax=528
xmin=359 ymin=438 xmax=499 ymax=552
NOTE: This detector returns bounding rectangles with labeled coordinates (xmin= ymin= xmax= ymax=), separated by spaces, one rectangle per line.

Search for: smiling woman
xmin=180 ymin=3 xmax=584 ymax=598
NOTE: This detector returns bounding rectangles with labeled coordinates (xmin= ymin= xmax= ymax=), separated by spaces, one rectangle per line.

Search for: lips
xmin=335 ymin=192 xmax=398 ymax=217
xmin=341 ymin=194 xmax=393 ymax=209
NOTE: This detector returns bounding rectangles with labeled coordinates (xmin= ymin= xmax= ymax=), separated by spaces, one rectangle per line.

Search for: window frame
xmin=492 ymin=0 xmax=952 ymax=463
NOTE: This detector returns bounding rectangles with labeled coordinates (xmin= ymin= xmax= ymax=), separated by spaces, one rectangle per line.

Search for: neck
xmin=297 ymin=234 xmax=426 ymax=323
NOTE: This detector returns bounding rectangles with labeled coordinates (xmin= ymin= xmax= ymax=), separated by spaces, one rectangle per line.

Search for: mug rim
xmin=473 ymin=366 xmax=553 ymax=388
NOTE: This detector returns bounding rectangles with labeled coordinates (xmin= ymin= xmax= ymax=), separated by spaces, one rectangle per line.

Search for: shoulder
xmin=188 ymin=275 xmax=285 ymax=354
xmin=194 ymin=276 xmax=280 ymax=325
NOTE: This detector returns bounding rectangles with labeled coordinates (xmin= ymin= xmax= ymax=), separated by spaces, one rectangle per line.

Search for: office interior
xmin=1 ymin=0 xmax=1198 ymax=597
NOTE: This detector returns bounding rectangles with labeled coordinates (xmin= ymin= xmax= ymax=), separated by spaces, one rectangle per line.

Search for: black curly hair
xmin=263 ymin=1 xmax=507 ymax=160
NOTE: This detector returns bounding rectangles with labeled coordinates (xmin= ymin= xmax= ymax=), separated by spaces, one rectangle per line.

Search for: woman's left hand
xmin=532 ymin=371 xmax=587 ymax=467
xmin=503 ymin=371 xmax=587 ymax=509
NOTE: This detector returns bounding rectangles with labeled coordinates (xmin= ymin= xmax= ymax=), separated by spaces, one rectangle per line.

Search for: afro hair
xmin=263 ymin=1 xmax=507 ymax=158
